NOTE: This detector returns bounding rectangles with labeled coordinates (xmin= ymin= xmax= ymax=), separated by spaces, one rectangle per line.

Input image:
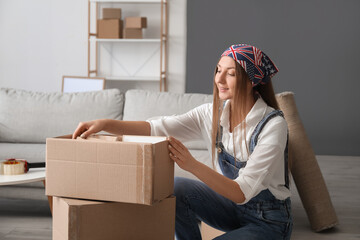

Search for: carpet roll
xmin=276 ymin=92 xmax=338 ymax=232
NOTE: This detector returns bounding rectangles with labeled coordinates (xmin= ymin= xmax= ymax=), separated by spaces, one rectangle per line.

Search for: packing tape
xmin=143 ymin=145 xmax=154 ymax=205
xmin=135 ymin=144 xmax=155 ymax=205
xmin=136 ymin=145 xmax=144 ymax=204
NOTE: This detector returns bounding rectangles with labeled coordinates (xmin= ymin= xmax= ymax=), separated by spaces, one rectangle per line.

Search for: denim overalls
xmin=174 ymin=110 xmax=293 ymax=240
xmin=216 ymin=109 xmax=292 ymax=239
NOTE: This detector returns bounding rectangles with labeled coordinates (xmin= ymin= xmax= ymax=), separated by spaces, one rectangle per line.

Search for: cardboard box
xmin=97 ymin=19 xmax=122 ymax=39
xmin=102 ymin=8 xmax=122 ymax=19
xmin=52 ymin=196 xmax=175 ymax=240
xmin=123 ymin=28 xmax=143 ymax=39
xmin=125 ymin=17 xmax=147 ymax=28
xmin=46 ymin=134 xmax=174 ymax=205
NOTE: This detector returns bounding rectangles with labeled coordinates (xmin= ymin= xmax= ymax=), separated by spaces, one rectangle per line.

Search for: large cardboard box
xmin=97 ymin=19 xmax=122 ymax=38
xmin=123 ymin=28 xmax=143 ymax=39
xmin=52 ymin=196 xmax=175 ymax=240
xmin=46 ymin=135 xmax=174 ymax=205
xmin=103 ymin=8 xmax=122 ymax=19
xmin=125 ymin=17 xmax=147 ymax=28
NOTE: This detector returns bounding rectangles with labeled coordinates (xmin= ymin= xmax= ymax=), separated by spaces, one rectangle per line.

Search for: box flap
xmin=78 ymin=134 xmax=121 ymax=142
xmin=122 ymin=135 xmax=167 ymax=144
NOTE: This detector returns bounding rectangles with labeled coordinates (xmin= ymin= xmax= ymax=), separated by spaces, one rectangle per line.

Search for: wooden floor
xmin=0 ymin=155 xmax=359 ymax=240
xmin=290 ymin=155 xmax=360 ymax=240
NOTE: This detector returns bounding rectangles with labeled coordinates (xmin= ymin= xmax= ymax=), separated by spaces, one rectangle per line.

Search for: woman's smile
xmin=218 ymin=87 xmax=229 ymax=92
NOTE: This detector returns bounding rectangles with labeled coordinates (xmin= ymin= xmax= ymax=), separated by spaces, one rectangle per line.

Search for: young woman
xmin=72 ymin=44 xmax=292 ymax=240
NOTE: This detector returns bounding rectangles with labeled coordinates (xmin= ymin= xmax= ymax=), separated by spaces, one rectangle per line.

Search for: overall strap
xmin=215 ymin=101 xmax=226 ymax=148
xmin=249 ymin=110 xmax=284 ymax=154
xmin=215 ymin=126 xmax=223 ymax=148
xmin=249 ymin=110 xmax=289 ymax=189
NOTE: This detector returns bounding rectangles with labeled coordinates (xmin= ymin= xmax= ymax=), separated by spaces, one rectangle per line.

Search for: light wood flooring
xmin=0 ymin=155 xmax=359 ymax=240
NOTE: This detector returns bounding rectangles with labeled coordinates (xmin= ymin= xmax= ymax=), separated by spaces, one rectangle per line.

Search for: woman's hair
xmin=211 ymin=59 xmax=280 ymax=169
xmin=254 ymin=79 xmax=279 ymax=110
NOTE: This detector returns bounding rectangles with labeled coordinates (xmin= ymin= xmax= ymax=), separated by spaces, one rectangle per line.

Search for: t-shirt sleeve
xmin=234 ymin=116 xmax=288 ymax=204
xmin=146 ymin=103 xmax=211 ymax=143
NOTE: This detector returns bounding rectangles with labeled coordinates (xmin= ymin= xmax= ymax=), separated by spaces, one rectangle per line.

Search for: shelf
xmin=88 ymin=0 xmax=167 ymax=90
xmin=90 ymin=0 xmax=162 ymax=3
xmin=99 ymin=76 xmax=160 ymax=81
xmin=90 ymin=38 xmax=161 ymax=43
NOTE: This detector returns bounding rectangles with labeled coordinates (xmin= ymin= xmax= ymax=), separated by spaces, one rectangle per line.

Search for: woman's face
xmin=215 ymin=56 xmax=237 ymax=100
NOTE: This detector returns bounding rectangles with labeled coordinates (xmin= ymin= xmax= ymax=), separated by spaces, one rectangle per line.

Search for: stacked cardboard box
xmin=52 ymin=196 xmax=175 ymax=240
xmin=124 ymin=17 xmax=147 ymax=39
xmin=97 ymin=8 xmax=148 ymax=39
xmin=46 ymin=134 xmax=175 ymax=240
xmin=97 ymin=8 xmax=123 ymax=38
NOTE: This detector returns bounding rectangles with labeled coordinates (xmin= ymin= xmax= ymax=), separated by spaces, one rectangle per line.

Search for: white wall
xmin=0 ymin=0 xmax=186 ymax=93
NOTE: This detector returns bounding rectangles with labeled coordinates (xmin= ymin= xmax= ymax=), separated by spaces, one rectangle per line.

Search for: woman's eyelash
xmin=216 ymin=69 xmax=234 ymax=76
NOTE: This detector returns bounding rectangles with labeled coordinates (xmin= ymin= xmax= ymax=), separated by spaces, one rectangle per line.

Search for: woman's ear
xmin=247 ymin=79 xmax=254 ymax=96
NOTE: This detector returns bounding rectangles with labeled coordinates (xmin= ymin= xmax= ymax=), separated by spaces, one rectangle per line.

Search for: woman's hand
xmin=168 ymin=136 xmax=198 ymax=172
xmin=72 ymin=119 xmax=107 ymax=139
xmin=168 ymin=136 xmax=245 ymax=203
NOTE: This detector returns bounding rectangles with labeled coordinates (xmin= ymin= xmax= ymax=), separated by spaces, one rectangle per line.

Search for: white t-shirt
xmin=147 ymin=97 xmax=291 ymax=204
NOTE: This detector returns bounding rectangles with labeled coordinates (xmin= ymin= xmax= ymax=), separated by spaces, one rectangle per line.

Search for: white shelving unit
xmin=92 ymin=39 xmax=161 ymax=43
xmin=88 ymin=0 xmax=168 ymax=91
xmin=90 ymin=0 xmax=161 ymax=3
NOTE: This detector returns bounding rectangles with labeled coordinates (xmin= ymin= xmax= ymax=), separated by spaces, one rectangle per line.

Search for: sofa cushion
xmin=123 ymin=90 xmax=213 ymax=149
xmin=0 ymin=143 xmax=46 ymax=163
xmin=123 ymin=90 xmax=213 ymax=121
xmin=0 ymin=88 xmax=124 ymax=143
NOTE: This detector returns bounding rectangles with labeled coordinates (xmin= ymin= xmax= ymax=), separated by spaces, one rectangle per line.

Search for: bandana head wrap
xmin=221 ymin=44 xmax=279 ymax=87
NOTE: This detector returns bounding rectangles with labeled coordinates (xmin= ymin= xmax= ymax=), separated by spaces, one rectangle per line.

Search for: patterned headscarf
xmin=221 ymin=44 xmax=279 ymax=87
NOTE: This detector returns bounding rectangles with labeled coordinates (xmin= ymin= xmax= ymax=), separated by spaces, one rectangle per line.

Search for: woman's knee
xmin=174 ymin=177 xmax=207 ymax=199
xmin=174 ymin=177 xmax=194 ymax=196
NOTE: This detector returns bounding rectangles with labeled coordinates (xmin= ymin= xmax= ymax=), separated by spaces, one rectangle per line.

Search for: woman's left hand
xmin=168 ymin=136 xmax=198 ymax=172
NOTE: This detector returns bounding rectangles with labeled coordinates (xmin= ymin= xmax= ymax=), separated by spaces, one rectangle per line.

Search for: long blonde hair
xmin=211 ymin=59 xmax=280 ymax=168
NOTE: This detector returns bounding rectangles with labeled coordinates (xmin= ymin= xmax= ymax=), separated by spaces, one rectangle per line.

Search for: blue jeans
xmin=174 ymin=177 xmax=292 ymax=240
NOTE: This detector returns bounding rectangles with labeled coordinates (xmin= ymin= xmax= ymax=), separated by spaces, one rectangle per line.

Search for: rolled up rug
xmin=276 ymin=92 xmax=338 ymax=232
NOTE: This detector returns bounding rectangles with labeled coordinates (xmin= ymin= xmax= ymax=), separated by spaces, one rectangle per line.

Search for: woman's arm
xmin=168 ymin=136 xmax=245 ymax=204
xmin=148 ymin=103 xmax=211 ymax=144
xmin=72 ymin=119 xmax=150 ymax=139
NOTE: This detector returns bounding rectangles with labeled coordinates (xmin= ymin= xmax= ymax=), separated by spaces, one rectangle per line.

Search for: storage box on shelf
xmin=123 ymin=17 xmax=147 ymax=39
xmin=123 ymin=28 xmax=142 ymax=38
xmin=103 ymin=8 xmax=122 ymax=19
xmin=97 ymin=19 xmax=122 ymax=38
xmin=124 ymin=16 xmax=147 ymax=28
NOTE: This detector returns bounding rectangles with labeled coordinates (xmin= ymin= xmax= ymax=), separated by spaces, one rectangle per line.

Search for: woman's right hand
xmin=72 ymin=119 xmax=107 ymax=139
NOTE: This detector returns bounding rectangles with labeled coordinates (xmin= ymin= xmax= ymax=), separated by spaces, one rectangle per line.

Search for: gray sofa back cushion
xmin=123 ymin=90 xmax=213 ymax=150
xmin=0 ymin=88 xmax=124 ymax=143
xmin=123 ymin=89 xmax=213 ymax=121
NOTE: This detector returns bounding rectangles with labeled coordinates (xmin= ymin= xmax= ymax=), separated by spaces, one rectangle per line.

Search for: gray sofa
xmin=0 ymin=88 xmax=213 ymax=199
